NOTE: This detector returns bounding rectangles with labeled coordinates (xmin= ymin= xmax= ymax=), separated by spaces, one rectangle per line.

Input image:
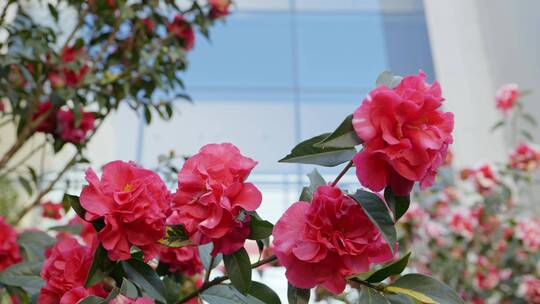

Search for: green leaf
xmin=17 ymin=231 xmax=55 ymax=262
xmin=224 ymin=248 xmax=252 ymax=294
xmin=366 ymin=253 xmax=411 ymax=283
xmin=314 ymin=115 xmax=363 ymax=149
xmin=85 ymin=245 xmax=116 ymax=287
xmin=201 ymin=285 xmax=247 ymax=304
xmin=163 ymin=276 xmax=182 ymax=304
xmin=522 ymin=113 xmax=538 ymax=126
xmin=18 ymin=176 xmax=33 ymax=195
xmin=385 ymin=294 xmax=416 ymax=304
xmin=299 ymin=169 xmax=326 ymax=202
xmin=248 ymin=218 xmax=273 ymax=240
xmin=521 ymin=129 xmax=534 ymax=141
xmin=358 ymin=286 xmax=389 ymax=303
xmin=121 ymin=259 xmax=166 ymax=303
xmin=78 ymin=296 xmax=106 ymax=304
xmin=248 ymin=281 xmax=281 ymax=304
xmin=198 ymin=243 xmax=223 ymax=271
xmin=120 ymin=278 xmax=140 ymax=298
xmin=376 ymin=71 xmax=403 ymax=88
xmin=0 ymin=262 xmax=44 ymax=294
xmin=49 ymin=224 xmax=83 ymax=235
xmin=279 ymin=133 xmax=356 ymax=167
xmin=63 ymin=194 xmax=104 ymax=231
xmin=159 ymin=225 xmax=190 ymax=248
xmin=47 ymin=4 xmax=58 ymax=21
xmin=490 ymin=120 xmax=505 ymax=132
xmin=349 ymin=190 xmax=397 ymax=254
xmin=287 ymin=283 xmax=310 ymax=304
xmin=383 ymin=188 xmax=410 ymax=222
xmin=385 ymin=274 xmax=464 ymax=304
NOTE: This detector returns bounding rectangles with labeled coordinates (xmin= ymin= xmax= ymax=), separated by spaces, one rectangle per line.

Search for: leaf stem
xmin=331 ymin=160 xmax=354 ymax=187
xmin=204 ymin=256 xmax=215 ymax=283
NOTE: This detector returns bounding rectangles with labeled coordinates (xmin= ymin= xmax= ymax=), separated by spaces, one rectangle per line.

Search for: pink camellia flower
xmin=39 ymin=238 xmax=107 ymax=304
xmin=272 ymin=185 xmax=394 ymax=293
xmin=57 ymin=109 xmax=95 ymax=144
xmin=110 ymin=294 xmax=155 ymax=304
xmin=159 ymin=246 xmax=204 ymax=275
xmin=401 ymin=202 xmax=428 ymax=226
xmin=516 ymin=218 xmax=540 ymax=251
xmin=519 ymin=275 xmax=540 ymax=303
xmin=495 ymin=83 xmax=519 ymax=113
xmin=472 ymin=164 xmax=497 ymax=195
xmin=510 ymin=143 xmax=540 ymax=172
xmin=42 ymin=201 xmax=63 ymax=219
xmin=352 ymin=71 xmax=454 ymax=195
xmin=167 ymin=15 xmax=195 ymax=51
xmin=448 ymin=206 xmax=477 ymax=240
xmin=474 ymin=257 xmax=500 ymax=290
xmin=33 ymin=101 xmax=57 ymax=134
xmin=0 ymin=217 xmax=22 ymax=272
xmin=209 ymin=0 xmax=231 ymax=19
xmin=80 ymin=161 xmax=171 ymax=261
xmin=167 ymin=143 xmax=262 ymax=256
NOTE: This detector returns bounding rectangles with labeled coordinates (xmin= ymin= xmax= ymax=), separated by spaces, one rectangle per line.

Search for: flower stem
xmin=204 ymin=256 xmax=215 ymax=283
xmin=331 ymin=160 xmax=354 ymax=187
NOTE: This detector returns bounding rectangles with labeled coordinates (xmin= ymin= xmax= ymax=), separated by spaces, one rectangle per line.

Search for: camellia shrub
xmin=394 ymin=84 xmax=540 ymax=304
xmin=0 ymin=69 xmax=470 ymax=304
xmin=0 ymin=0 xmax=229 ymax=225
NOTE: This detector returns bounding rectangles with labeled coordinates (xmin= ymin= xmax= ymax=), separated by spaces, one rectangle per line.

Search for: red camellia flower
xmin=110 ymin=295 xmax=155 ymax=304
xmin=39 ymin=238 xmax=107 ymax=304
xmin=48 ymin=46 xmax=89 ymax=88
xmin=167 ymin=143 xmax=262 ymax=256
xmin=0 ymin=217 xmax=22 ymax=272
xmin=209 ymin=0 xmax=231 ymax=19
xmin=159 ymin=246 xmax=204 ymax=275
xmin=495 ymin=83 xmax=519 ymax=113
xmin=141 ymin=18 xmax=156 ymax=32
xmin=57 ymin=109 xmax=96 ymax=144
xmin=510 ymin=143 xmax=540 ymax=172
xmin=33 ymin=101 xmax=57 ymax=134
xmin=80 ymin=161 xmax=171 ymax=261
xmin=352 ymin=71 xmax=454 ymax=195
xmin=42 ymin=201 xmax=63 ymax=219
xmin=272 ymin=185 xmax=394 ymax=293
xmin=167 ymin=15 xmax=195 ymax=51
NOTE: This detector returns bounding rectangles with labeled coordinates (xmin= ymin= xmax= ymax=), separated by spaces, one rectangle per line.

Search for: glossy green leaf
xmin=49 ymin=223 xmax=83 ymax=235
xmin=287 ymin=283 xmax=310 ymax=304
xmin=358 ymin=286 xmax=389 ymax=303
xmin=248 ymin=218 xmax=273 ymax=240
xmin=18 ymin=176 xmax=33 ymax=195
xmin=78 ymin=296 xmax=106 ymax=304
xmin=314 ymin=115 xmax=362 ymax=149
xmin=248 ymin=281 xmax=281 ymax=304
xmin=224 ymin=248 xmax=252 ymax=294
xmin=120 ymin=278 xmax=140 ymax=298
xmin=85 ymin=245 xmax=116 ymax=287
xmin=159 ymin=225 xmax=190 ymax=248
xmin=0 ymin=262 xmax=44 ymax=294
xmin=299 ymin=169 xmax=326 ymax=202
xmin=385 ymin=274 xmax=464 ymax=304
xmin=366 ymin=253 xmax=411 ymax=283
xmin=384 ymin=188 xmax=411 ymax=222
xmin=198 ymin=243 xmax=223 ymax=271
xmin=17 ymin=231 xmax=55 ymax=262
xmin=349 ymin=190 xmax=397 ymax=254
xmin=279 ymin=133 xmax=356 ymax=167
xmin=121 ymin=259 xmax=166 ymax=303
